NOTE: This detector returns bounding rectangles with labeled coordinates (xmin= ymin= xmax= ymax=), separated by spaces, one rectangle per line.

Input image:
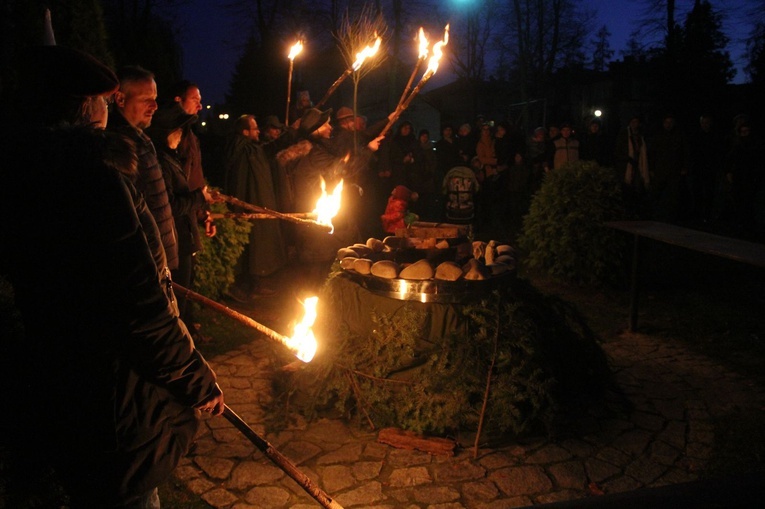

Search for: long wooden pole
xmin=315 ymin=68 xmax=352 ymax=109
xmin=210 ymin=212 xmax=317 ymax=221
xmin=211 ymin=191 xmax=331 ymax=232
xmin=286 ymin=58 xmax=295 ymax=125
xmin=173 ymin=284 xmax=292 ymax=347
xmin=222 ymin=406 xmax=344 ymax=509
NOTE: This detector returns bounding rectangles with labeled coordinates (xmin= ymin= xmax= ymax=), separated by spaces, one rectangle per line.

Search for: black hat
xmin=148 ymin=103 xmax=197 ymax=134
xmin=299 ymin=107 xmax=332 ymax=137
xmin=335 ymin=106 xmax=354 ymax=121
xmin=21 ymin=45 xmax=119 ymax=97
xmin=263 ymin=115 xmax=285 ymax=130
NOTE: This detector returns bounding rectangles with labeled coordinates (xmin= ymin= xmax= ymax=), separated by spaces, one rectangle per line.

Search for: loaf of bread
xmin=463 ymin=258 xmax=490 ymax=280
xmin=352 ymin=258 xmax=373 ymax=275
xmin=371 ymin=260 xmax=400 ymax=279
xmin=399 ymin=259 xmax=434 ymax=280
xmin=350 ymin=244 xmax=373 ymax=257
xmin=487 ymin=262 xmax=510 ymax=276
xmin=366 ymin=238 xmax=385 ymax=253
xmin=340 ymin=257 xmax=357 ymax=270
xmin=337 ymin=247 xmax=358 ymax=260
xmin=435 ymin=261 xmax=463 ymax=281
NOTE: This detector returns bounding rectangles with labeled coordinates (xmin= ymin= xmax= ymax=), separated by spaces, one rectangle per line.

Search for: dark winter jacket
xmin=1 ymin=125 xmax=219 ymax=506
xmin=156 ymin=145 xmax=206 ymax=257
xmin=109 ymin=110 xmax=179 ymax=269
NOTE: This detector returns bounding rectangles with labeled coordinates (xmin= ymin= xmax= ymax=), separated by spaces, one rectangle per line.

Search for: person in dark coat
xmin=223 ymin=114 xmax=287 ymax=300
xmin=108 ymin=65 xmax=180 ymax=270
xmin=147 ymin=103 xmax=216 ymax=322
xmin=1 ymin=44 xmax=223 ymax=509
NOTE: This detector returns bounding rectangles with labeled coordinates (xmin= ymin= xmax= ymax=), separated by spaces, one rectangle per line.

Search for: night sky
xmin=178 ymin=0 xmax=752 ymax=107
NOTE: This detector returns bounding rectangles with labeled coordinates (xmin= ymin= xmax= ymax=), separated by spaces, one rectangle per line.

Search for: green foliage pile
xmin=518 ymin=161 xmax=627 ymax=286
xmin=193 ymin=200 xmax=252 ymax=299
xmin=274 ymin=274 xmax=611 ymax=438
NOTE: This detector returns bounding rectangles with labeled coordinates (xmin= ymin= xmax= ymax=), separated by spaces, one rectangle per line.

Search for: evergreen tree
xmin=590 ymin=25 xmax=613 ymax=72
xmin=674 ymin=0 xmax=734 ymax=116
xmin=745 ymin=21 xmax=765 ymax=84
xmin=101 ymin=0 xmax=183 ymax=87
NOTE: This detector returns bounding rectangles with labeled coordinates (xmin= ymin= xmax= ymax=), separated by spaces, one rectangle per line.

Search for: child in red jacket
xmin=381 ymin=185 xmax=419 ymax=233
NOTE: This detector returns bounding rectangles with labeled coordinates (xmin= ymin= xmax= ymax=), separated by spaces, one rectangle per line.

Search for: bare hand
xmin=367 ymin=135 xmax=385 ymax=152
xmin=198 ymin=388 xmax=225 ymax=416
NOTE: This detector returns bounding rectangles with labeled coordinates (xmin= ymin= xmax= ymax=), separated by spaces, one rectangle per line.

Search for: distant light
xmin=201 ymin=121 xmax=207 ymax=127
xmin=594 ymin=109 xmax=603 ymax=117
xmin=206 ymin=105 xmax=211 ymax=109
xmin=218 ymin=113 xmax=230 ymax=120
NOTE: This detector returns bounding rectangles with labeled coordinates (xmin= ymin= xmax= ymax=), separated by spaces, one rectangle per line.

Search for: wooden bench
xmin=605 ymin=221 xmax=765 ymax=331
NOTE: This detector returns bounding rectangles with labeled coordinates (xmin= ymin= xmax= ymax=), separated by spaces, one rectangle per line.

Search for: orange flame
xmin=313 ymin=177 xmax=343 ymax=233
xmin=352 ymin=35 xmax=382 ymax=71
xmin=417 ymin=27 xmax=429 ymax=60
xmin=426 ymin=24 xmax=449 ymax=75
xmin=288 ymin=41 xmax=303 ymax=60
xmin=287 ymin=297 xmax=318 ymax=362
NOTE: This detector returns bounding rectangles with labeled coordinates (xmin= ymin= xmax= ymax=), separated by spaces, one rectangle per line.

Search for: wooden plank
xmin=395 ymin=222 xmax=469 ymax=239
xmin=605 ymin=221 xmax=765 ymax=268
xmin=377 ymin=427 xmax=457 ymax=456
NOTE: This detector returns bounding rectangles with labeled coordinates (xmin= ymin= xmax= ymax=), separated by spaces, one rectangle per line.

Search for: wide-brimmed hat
xmin=335 ymin=106 xmax=354 ymax=122
xmin=299 ymin=107 xmax=332 ymax=137
xmin=147 ymin=103 xmax=197 ymax=134
xmin=21 ymin=45 xmax=119 ymax=97
xmin=263 ymin=115 xmax=285 ymax=130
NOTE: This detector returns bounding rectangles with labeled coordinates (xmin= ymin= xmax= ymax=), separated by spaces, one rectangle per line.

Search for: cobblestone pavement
xmin=176 ymin=326 xmax=765 ymax=508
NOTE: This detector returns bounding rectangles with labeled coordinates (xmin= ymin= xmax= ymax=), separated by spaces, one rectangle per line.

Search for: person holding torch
xmin=1 ymin=44 xmax=224 ymax=508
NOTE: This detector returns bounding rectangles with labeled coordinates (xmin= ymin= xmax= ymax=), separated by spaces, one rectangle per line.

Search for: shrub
xmin=518 ymin=161 xmax=628 ymax=286
xmin=194 ymin=199 xmax=252 ymax=299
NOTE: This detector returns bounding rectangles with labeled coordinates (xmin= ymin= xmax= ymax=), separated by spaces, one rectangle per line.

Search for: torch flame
xmin=417 ymin=27 xmax=429 ymax=60
xmin=287 ymin=296 xmax=318 ymax=362
xmin=426 ymin=24 xmax=449 ymax=75
xmin=312 ymin=177 xmax=343 ymax=233
xmin=288 ymin=41 xmax=303 ymax=60
xmin=352 ymin=35 xmax=382 ymax=71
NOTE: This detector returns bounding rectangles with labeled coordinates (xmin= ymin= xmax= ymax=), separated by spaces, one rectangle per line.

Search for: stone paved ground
xmin=176 ymin=327 xmax=765 ymax=509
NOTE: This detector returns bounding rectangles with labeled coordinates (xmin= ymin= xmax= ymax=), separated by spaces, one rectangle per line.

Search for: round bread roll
xmin=339 ymin=257 xmax=357 ymax=270
xmin=350 ymin=244 xmax=373 ymax=257
xmin=352 ymin=258 xmax=373 ymax=275
xmin=486 ymin=262 xmax=509 ymax=276
xmin=495 ymin=255 xmax=516 ymax=270
xmin=399 ymin=259 xmax=434 ymax=280
xmin=383 ymin=236 xmax=406 ymax=249
xmin=337 ymin=247 xmax=358 ymax=260
xmin=497 ymin=244 xmax=515 ymax=256
xmin=435 ymin=261 xmax=463 ymax=281
xmin=371 ymin=260 xmax=400 ymax=279
xmin=366 ymin=238 xmax=385 ymax=252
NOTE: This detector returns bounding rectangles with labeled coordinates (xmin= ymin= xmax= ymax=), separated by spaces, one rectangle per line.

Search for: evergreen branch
xmin=345 ymin=371 xmax=376 ymax=431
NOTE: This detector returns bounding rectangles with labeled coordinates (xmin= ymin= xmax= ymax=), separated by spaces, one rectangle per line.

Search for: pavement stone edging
xmin=176 ymin=333 xmax=765 ymax=508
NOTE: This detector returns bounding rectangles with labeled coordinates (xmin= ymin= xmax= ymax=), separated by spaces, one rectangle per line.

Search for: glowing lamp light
xmin=286 ymin=297 xmax=318 ymax=362
xmin=352 ymin=35 xmax=382 ymax=71
xmin=312 ymin=177 xmax=343 ymax=233
xmin=594 ymin=109 xmax=603 ymax=117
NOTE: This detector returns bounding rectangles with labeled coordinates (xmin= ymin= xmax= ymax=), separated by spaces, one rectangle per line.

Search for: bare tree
xmin=501 ymin=0 xmax=593 ymax=127
xmin=335 ymin=2 xmax=388 ymax=148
